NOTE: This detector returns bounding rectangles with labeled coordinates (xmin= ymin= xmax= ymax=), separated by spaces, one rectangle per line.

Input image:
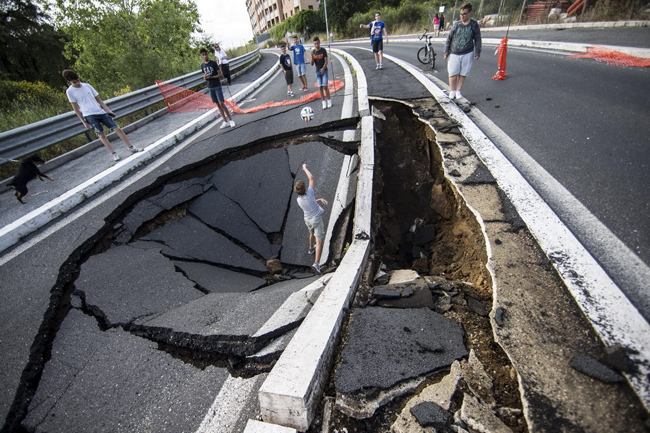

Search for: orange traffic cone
xmin=492 ymin=37 xmax=508 ymax=80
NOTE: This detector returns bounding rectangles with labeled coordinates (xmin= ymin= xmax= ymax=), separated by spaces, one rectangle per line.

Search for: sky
xmin=194 ymin=0 xmax=255 ymax=49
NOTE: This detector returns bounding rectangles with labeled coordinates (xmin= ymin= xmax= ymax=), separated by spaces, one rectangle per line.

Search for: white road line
xmin=196 ymin=375 xmax=265 ymax=433
xmin=379 ymin=50 xmax=650 ymax=408
xmin=422 ymin=58 xmax=650 ymax=324
xmin=464 ymin=98 xmax=650 ymax=321
xmin=333 ymin=49 xmax=369 ymax=116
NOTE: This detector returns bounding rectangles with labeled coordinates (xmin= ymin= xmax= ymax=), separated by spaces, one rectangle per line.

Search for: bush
xmin=0 ymin=81 xmax=70 ymax=132
xmin=341 ymin=4 xmax=429 ymax=38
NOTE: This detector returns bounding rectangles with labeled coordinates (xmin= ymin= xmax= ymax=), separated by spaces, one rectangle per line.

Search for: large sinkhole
xmin=321 ymin=100 xmax=527 ymax=433
xmin=15 ymin=133 xmax=358 ymax=433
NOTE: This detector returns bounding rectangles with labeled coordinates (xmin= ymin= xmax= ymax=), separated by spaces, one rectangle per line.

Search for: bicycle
xmin=417 ymin=29 xmax=436 ymax=70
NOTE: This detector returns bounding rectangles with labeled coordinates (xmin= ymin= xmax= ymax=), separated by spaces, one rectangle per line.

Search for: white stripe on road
xmin=196 ymin=375 xmax=265 ymax=433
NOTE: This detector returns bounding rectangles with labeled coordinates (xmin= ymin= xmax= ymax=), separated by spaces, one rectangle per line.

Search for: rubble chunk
xmin=335 ymin=307 xmax=467 ymax=418
xmin=460 ymin=393 xmax=513 ymax=433
xmin=410 ymin=401 xmax=451 ymax=429
xmin=570 ymin=355 xmax=625 ymax=383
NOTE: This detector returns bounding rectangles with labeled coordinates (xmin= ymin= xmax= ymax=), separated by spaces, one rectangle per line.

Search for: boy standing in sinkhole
xmin=295 ymin=164 xmax=329 ymax=274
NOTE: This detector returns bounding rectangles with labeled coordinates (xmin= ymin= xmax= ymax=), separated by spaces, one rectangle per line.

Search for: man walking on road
xmin=63 ymin=69 xmax=142 ymax=162
xmin=200 ymin=48 xmax=235 ymax=129
xmin=213 ymin=43 xmax=232 ymax=85
xmin=360 ymin=11 xmax=388 ymax=69
xmin=444 ymin=2 xmax=481 ymax=100
xmin=295 ymin=164 xmax=329 ymax=274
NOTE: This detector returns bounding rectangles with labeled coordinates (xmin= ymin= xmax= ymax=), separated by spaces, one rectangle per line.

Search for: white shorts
xmin=447 ymin=52 xmax=475 ymax=76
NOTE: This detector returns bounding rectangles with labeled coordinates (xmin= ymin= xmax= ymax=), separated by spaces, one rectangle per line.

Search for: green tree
xmin=326 ymin=0 xmax=366 ymax=30
xmin=54 ymin=0 xmax=200 ymax=95
xmin=0 ymin=0 xmax=70 ymax=87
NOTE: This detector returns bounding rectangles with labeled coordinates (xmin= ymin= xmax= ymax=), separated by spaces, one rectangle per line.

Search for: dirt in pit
xmin=314 ymin=100 xmax=527 ymax=433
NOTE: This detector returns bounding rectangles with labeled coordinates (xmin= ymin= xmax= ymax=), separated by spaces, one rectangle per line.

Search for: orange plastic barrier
xmin=567 ymin=0 xmax=584 ymax=15
xmin=492 ymin=38 xmax=508 ymax=80
xmin=568 ymin=46 xmax=650 ymax=68
xmin=155 ymin=80 xmax=345 ymax=114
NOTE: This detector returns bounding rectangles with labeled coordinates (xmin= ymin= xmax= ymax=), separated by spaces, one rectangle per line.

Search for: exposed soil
xmin=314 ymin=100 xmax=527 ymax=432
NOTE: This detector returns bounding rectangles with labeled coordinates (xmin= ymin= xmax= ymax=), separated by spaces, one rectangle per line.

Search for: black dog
xmin=7 ymin=155 xmax=54 ymax=204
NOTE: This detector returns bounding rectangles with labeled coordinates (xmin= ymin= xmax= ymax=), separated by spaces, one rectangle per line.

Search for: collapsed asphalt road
xmin=1 ymin=39 xmax=649 ymax=433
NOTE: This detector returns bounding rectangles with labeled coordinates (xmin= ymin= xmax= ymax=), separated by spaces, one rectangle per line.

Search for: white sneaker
xmin=128 ymin=146 xmax=142 ymax=153
xmin=289 ymin=91 xmax=294 ymax=96
xmin=449 ymin=90 xmax=456 ymax=99
xmin=220 ymin=122 xmax=229 ymax=129
xmin=229 ymin=120 xmax=236 ymax=128
xmin=112 ymin=152 xmax=120 ymax=161
xmin=375 ymin=64 xmax=380 ymax=69
xmin=327 ymin=99 xmax=332 ymax=108
xmin=455 ymin=91 xmax=463 ymax=100
xmin=322 ymin=100 xmax=327 ymax=109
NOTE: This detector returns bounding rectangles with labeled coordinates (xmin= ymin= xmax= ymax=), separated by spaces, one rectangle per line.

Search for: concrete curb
xmin=392 ymin=36 xmax=650 ymax=58
xmin=334 ymin=49 xmax=370 ymax=117
xmin=379 ymin=50 xmax=650 ymax=410
xmin=244 ymin=419 xmax=297 ymax=432
xmin=481 ymin=38 xmax=650 ymax=58
xmin=478 ymin=20 xmax=650 ymax=31
xmin=257 ymin=55 xmax=373 ymax=431
xmin=0 ymin=58 xmax=278 ymax=256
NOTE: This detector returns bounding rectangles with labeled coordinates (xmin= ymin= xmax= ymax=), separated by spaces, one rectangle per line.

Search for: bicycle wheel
xmin=417 ymin=47 xmax=430 ymax=65
xmin=430 ymin=50 xmax=436 ymax=69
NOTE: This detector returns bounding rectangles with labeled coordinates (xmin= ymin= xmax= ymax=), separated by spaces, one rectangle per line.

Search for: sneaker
xmin=375 ymin=64 xmax=380 ymax=69
xmin=322 ymin=100 xmax=327 ymax=109
xmin=448 ymin=90 xmax=456 ymax=99
xmin=455 ymin=91 xmax=463 ymax=100
xmin=327 ymin=99 xmax=332 ymax=108
xmin=220 ymin=121 xmax=230 ymax=129
xmin=312 ymin=262 xmax=321 ymax=274
xmin=289 ymin=91 xmax=295 ymax=97
xmin=229 ymin=120 xmax=236 ymax=128
xmin=308 ymin=246 xmax=315 ymax=255
xmin=379 ymin=63 xmax=383 ymax=69
xmin=128 ymin=146 xmax=142 ymax=153
xmin=112 ymin=152 xmax=120 ymax=161
xmin=302 ymin=87 xmax=308 ymax=91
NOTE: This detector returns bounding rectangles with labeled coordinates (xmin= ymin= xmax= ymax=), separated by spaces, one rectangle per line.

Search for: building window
xmin=308 ymin=5 xmax=313 ymax=8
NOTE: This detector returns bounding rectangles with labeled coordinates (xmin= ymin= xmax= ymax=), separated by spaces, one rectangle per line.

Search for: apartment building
xmin=246 ymin=0 xmax=320 ymax=35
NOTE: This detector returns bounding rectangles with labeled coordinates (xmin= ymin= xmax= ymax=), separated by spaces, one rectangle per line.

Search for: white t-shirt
xmin=297 ymin=186 xmax=323 ymax=219
xmin=66 ymin=83 xmax=105 ymax=116
xmin=214 ymin=49 xmax=229 ymax=65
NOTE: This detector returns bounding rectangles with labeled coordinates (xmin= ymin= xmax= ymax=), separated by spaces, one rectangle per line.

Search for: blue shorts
xmin=315 ymin=69 xmax=328 ymax=87
xmin=296 ymin=63 xmax=307 ymax=76
xmin=85 ymin=113 xmax=118 ymax=135
xmin=208 ymin=86 xmax=225 ymax=103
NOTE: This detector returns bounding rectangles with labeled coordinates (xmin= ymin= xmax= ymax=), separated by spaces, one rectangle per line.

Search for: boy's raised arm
xmin=302 ymin=163 xmax=315 ymax=189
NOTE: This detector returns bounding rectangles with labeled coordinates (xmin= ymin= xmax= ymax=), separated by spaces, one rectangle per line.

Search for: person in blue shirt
xmin=360 ymin=11 xmax=388 ymax=69
xmin=288 ymin=35 xmax=309 ymax=91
